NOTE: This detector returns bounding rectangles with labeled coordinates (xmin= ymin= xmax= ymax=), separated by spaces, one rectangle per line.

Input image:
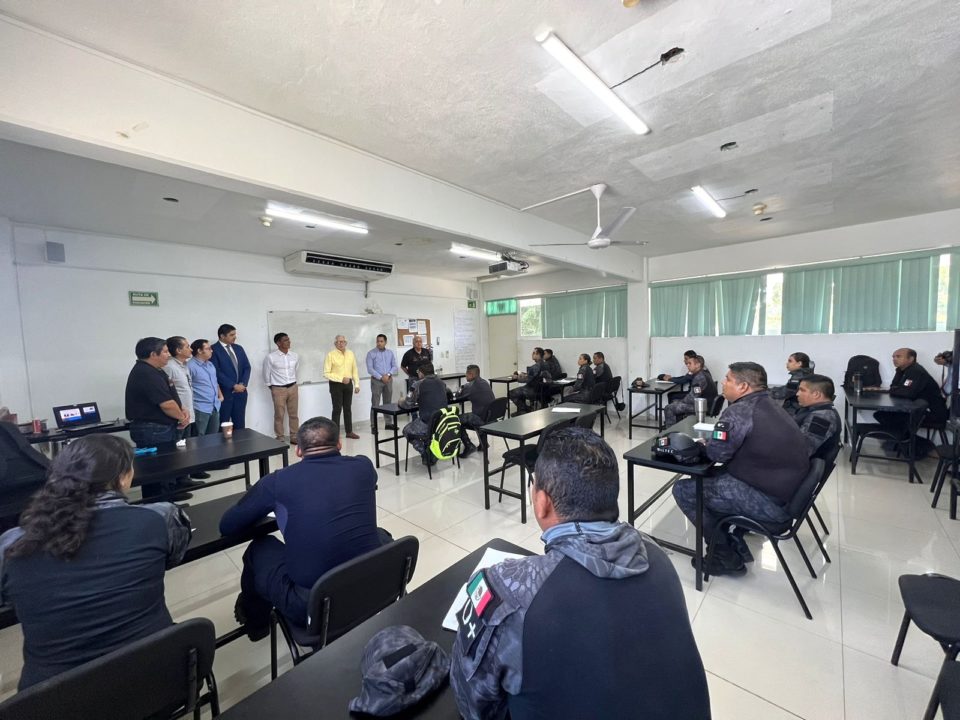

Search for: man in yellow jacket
xmin=323 ymin=335 xmax=361 ymax=439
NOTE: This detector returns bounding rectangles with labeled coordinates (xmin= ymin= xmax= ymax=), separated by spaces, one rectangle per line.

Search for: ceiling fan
xmin=525 ymin=184 xmax=642 ymax=250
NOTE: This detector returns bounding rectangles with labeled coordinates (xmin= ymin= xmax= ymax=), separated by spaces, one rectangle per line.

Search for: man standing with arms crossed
xmin=324 ymin=335 xmax=361 ymax=439
xmin=366 ymin=334 xmax=399 ymax=432
xmin=263 ymin=332 xmax=300 ymax=444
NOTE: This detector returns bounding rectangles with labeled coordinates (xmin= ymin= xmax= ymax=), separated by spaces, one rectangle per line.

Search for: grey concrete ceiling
xmin=0 ymin=0 xmax=958 ymax=257
xmin=0 ymin=139 xmax=561 ymax=280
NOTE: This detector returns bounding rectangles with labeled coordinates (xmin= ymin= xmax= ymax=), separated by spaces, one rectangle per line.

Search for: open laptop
xmin=53 ymin=402 xmax=113 ymax=431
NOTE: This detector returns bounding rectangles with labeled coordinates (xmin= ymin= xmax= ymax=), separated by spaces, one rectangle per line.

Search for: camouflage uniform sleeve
xmin=449 ymin=554 xmax=561 ymax=720
xmin=798 ymin=408 xmax=841 ymax=456
xmin=706 ymin=398 xmax=753 ymax=463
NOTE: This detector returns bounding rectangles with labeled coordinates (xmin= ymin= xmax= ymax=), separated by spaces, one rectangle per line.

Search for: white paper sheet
xmin=441 ymin=548 xmax=526 ymax=631
xmin=693 ymin=422 xmax=715 ymax=431
xmin=551 ymin=407 xmax=581 ymax=413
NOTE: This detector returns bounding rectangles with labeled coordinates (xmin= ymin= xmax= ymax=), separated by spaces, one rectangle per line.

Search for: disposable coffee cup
xmin=694 ymin=398 xmax=708 ymax=423
xmin=221 ymin=421 xmax=234 ymax=439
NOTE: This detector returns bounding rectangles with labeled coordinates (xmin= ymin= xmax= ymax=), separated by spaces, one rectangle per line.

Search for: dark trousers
xmin=673 ymin=473 xmax=790 ymax=545
xmin=509 ymin=386 xmax=538 ymax=412
xmin=129 ymin=421 xmax=178 ymax=498
xmin=220 ymin=390 xmax=248 ymax=430
xmin=329 ymin=381 xmax=354 ymax=433
xmin=873 ymin=410 xmax=908 ymax=439
xmin=241 ymin=529 xmax=395 ymax=628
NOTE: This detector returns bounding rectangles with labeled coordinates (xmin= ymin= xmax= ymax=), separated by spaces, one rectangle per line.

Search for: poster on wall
xmin=454 ymin=309 xmax=479 ymax=370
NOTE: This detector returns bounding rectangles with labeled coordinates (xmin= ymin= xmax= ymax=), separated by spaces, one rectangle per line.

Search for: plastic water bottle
xmin=853 ymin=372 xmax=862 ymax=394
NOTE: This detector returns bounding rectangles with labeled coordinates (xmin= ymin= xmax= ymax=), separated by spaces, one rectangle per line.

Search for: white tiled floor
xmin=1 ymin=413 xmax=957 ymax=718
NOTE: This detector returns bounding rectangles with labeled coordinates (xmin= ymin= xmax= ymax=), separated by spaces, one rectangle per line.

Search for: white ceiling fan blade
xmin=600 ymin=207 xmax=636 ymax=238
xmin=529 ymin=242 xmax=588 ymax=247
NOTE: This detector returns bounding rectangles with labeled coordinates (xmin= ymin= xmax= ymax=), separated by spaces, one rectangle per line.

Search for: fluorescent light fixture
xmin=537 ymin=31 xmax=650 ymax=135
xmin=690 ymin=186 xmax=727 ymax=219
xmin=450 ymin=243 xmax=501 ymax=262
xmin=265 ymin=202 xmax=368 ymax=235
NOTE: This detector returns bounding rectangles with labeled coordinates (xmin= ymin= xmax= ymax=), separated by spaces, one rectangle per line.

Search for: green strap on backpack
xmin=430 ymin=406 xmax=462 ymax=460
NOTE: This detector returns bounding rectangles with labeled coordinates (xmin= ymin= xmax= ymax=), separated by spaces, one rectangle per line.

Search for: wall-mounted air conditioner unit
xmin=283 ymin=251 xmax=393 ymax=282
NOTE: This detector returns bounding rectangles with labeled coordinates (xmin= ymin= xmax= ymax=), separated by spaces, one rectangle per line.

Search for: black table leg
xmin=656 ymin=393 xmax=664 ymax=431
xmin=281 ymin=449 xmax=289 ymax=468
xmin=245 ymin=461 xmax=252 ymax=489
xmin=629 ymin=392 xmax=635 ymax=440
xmin=519 ymin=438 xmax=527 ymax=524
xmin=483 ymin=435 xmax=490 ymax=510
xmin=628 ymin=462 xmax=635 ymax=525
xmin=372 ymin=411 xmax=381 ymax=469
xmin=600 ymin=410 xmax=605 ymax=438
xmin=695 ymin=476 xmax=704 ymax=591
xmin=392 ymin=421 xmax=400 ymax=477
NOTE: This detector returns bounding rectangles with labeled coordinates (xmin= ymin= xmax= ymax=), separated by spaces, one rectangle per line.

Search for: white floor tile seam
xmin=705 ymin=671 xmax=806 ymax=720
xmin=841 ymin=644 xmax=935 ymax=717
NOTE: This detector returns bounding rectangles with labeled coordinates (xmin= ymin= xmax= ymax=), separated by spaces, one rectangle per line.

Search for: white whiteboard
xmin=266 ymin=312 xmax=398 ymax=384
xmin=454 ymin=309 xmax=479 ymax=371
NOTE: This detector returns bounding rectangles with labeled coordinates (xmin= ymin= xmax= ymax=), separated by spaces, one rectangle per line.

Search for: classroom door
xmin=487 ymin=314 xmax=518 ymax=383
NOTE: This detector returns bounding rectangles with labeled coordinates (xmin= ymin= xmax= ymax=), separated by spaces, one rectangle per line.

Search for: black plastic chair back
xmin=708 ymin=392 xmax=724 ymax=416
xmin=785 ymin=459 xmax=827 ymax=520
xmin=605 ymin=376 xmax=622 ymax=401
xmin=907 ymin=401 xmax=930 ymax=436
xmin=482 ymin=397 xmax=510 ymax=423
xmin=0 ymin=618 xmax=217 ymax=720
xmin=305 ymin=536 xmax=419 ymax=646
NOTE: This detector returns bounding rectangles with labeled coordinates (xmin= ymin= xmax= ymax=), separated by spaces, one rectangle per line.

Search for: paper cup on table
xmin=694 ymin=398 xmax=708 ymax=423
xmin=221 ymin=421 xmax=234 ymax=439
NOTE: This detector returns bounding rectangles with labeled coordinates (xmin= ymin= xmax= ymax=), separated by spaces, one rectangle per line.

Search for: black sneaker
xmin=693 ymin=546 xmax=747 ymax=577
xmin=460 ymin=444 xmax=476 ymax=458
xmin=384 ymin=423 xmax=397 ymax=431
xmin=421 ymin=454 xmax=437 ymax=467
xmin=176 ymin=479 xmax=207 ymax=490
xmin=234 ymin=593 xmax=270 ymax=642
xmin=190 ymin=471 xmax=211 ymax=480
xmin=728 ymin=528 xmax=754 ymax=563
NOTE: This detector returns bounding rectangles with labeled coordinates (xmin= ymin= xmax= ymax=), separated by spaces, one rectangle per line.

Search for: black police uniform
xmin=874 ymin=362 xmax=948 ymax=438
xmin=794 ymin=401 xmax=842 ymax=458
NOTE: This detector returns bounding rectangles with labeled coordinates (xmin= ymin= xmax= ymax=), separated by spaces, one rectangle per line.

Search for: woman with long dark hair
xmin=770 ymin=352 xmax=815 ymax=414
xmin=0 ymin=434 xmax=191 ymax=689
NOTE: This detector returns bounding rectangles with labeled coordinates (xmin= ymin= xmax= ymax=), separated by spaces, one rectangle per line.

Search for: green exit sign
xmin=129 ymin=291 xmax=159 ymax=307
xmin=467 ymin=300 xmax=477 ymax=309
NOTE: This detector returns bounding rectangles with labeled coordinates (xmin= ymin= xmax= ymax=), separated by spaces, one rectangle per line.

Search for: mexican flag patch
xmin=468 ymin=571 xmax=494 ymax=616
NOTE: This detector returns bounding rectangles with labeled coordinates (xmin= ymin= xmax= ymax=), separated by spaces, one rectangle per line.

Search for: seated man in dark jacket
xmin=221 ymin=416 xmax=388 ymax=639
xmin=673 ymin=362 xmax=810 ymax=576
xmin=663 ymin=355 xmax=717 ymax=426
xmin=0 ymin=410 xmax=50 ymax=532
xmin=456 ymin=364 xmax=496 ymax=456
xmin=794 ymin=374 xmax=842 ymax=458
xmin=509 ymin=348 xmax=545 ymax=414
xmin=874 ymin=348 xmax=948 ymax=441
xmin=401 ymin=363 xmax=453 ymax=465
xmin=450 ymin=427 xmax=710 ymax=720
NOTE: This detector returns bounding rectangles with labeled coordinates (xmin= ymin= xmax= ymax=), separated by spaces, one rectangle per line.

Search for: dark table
xmin=133 ymin=429 xmax=289 ymax=500
xmin=0 ymin=491 xmax=277 ymax=634
xmin=489 ymin=376 xmax=517 ymax=416
xmin=623 ymin=416 xmax=717 ymax=591
xmin=478 ymin=403 xmax=604 ymax=523
xmin=437 ymin=372 xmax=467 ymax=389
xmin=371 ymin=403 xmax=416 ymax=476
xmin=842 ymin=388 xmax=924 ymax=479
xmin=219 ymin=538 xmax=532 ymax=720
xmin=627 ymin=382 xmax=678 ymax=437
xmin=25 ymin=420 xmax=132 ymax=454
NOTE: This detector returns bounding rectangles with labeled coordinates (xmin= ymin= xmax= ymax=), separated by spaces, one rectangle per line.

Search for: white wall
xmin=647 ymin=209 xmax=960 ymax=388
xmin=0 ymin=218 xmax=29 ymax=414
xmin=5 ymin=222 xmax=478 ymax=434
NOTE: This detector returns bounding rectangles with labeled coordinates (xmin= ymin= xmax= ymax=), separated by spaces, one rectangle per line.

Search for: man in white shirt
xmin=263 ymin=332 xmax=300 ymax=444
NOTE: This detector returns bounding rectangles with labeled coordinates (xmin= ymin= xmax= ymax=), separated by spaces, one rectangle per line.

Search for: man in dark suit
xmin=0 ymin=408 xmax=50 ymax=532
xmin=211 ymin=323 xmax=252 ymax=430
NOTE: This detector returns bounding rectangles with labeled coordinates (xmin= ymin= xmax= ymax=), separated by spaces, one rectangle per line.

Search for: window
xmin=485 ymin=298 xmax=517 ymax=316
xmin=519 ymin=298 xmax=542 ymax=337
xmin=543 ymin=287 xmax=627 ymax=338
xmin=651 ymin=249 xmax=953 ymax=338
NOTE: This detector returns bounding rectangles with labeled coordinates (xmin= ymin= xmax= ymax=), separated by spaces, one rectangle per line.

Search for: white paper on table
xmin=551 ymin=407 xmax=580 ymax=413
xmin=441 ymin=548 xmax=526 ymax=631
xmin=693 ymin=422 xmax=715 ymax=431
xmin=655 ymin=380 xmax=675 ymax=385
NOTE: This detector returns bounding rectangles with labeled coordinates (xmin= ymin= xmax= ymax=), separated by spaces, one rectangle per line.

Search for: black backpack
xmin=843 ymin=355 xmax=881 ymax=389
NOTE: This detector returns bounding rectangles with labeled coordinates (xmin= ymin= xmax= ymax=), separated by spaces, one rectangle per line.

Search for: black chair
xmin=922 ymin=416 xmax=950 ymax=445
xmin=0 ymin=618 xmax=219 ymax=720
xmin=703 ymin=459 xmax=826 ymax=620
xmin=805 ymin=439 xmax=841 ymax=560
xmin=477 ymin=397 xmax=510 ymax=452
xmin=602 ymin=376 xmax=623 ymax=421
xmin=270 ymin=536 xmax=419 ymax=680
xmin=497 ymin=418 xmax=575 ymax=502
xmin=851 ymin=401 xmax=928 ymax=483
xmin=891 ymin=573 xmax=960 ymax=720
xmin=707 ymin=386 xmax=724 ymax=417
xmin=929 ymin=659 xmax=960 ymax=720
xmin=931 ymin=422 xmax=960 ymax=509
xmin=403 ymin=408 xmax=461 ymax=479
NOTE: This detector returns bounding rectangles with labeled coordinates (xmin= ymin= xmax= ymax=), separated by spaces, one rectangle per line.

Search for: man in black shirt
xmin=456 ymin=364 xmax=496 ymax=456
xmin=593 ymin=352 xmax=613 ymax=387
xmin=509 ymin=348 xmax=545 ymax=414
xmin=875 ymin=347 xmax=948 ymax=439
xmin=400 ymin=335 xmax=433 ymax=391
xmin=124 ymin=337 xmax=190 ymax=499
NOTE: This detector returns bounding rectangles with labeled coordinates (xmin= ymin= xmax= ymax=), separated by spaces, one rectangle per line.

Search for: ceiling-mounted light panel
xmin=690 ymin=186 xmax=727 ymax=219
xmin=265 ymin=202 xmax=368 ymax=235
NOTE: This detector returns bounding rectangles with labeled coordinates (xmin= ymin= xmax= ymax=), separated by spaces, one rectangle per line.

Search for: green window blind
xmin=782 ymin=267 xmax=834 ymax=334
xmin=717 ymin=276 xmax=762 ymax=336
xmin=898 ymin=255 xmax=938 ymax=332
xmin=948 ymin=252 xmax=960 ymax=329
xmin=485 ymin=298 xmax=517 ymax=316
xmin=685 ymin=281 xmax=718 ymax=337
xmin=543 ymin=287 xmax=627 ymax=338
xmin=650 ymin=285 xmax=687 ymax=337
xmin=833 ymin=260 xmax=901 ymax=333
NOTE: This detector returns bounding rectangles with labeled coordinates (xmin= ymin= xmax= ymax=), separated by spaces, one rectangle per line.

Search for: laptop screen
xmin=78 ymin=403 xmax=101 ymax=423
xmin=54 ymin=406 xmax=84 ymax=428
